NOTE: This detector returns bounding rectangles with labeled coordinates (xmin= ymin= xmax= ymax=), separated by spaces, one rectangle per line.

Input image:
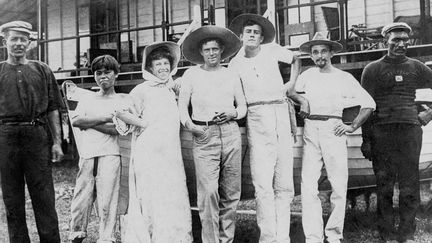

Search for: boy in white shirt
xmin=69 ymin=55 xmax=129 ymax=243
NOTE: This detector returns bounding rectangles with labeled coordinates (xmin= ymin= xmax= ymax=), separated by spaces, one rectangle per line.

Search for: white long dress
xmin=121 ymin=73 xmax=192 ymax=243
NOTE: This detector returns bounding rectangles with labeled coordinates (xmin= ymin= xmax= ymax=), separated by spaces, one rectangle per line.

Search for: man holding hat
xmin=361 ymin=22 xmax=432 ymax=243
xmin=178 ymin=25 xmax=246 ymax=243
xmin=295 ymin=32 xmax=375 ymax=243
xmin=0 ymin=21 xmax=63 ymax=242
xmin=228 ymin=13 xmax=308 ymax=243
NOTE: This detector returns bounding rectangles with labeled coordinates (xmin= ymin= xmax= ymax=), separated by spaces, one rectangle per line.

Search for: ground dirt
xmin=1 ymin=160 xmax=432 ymax=243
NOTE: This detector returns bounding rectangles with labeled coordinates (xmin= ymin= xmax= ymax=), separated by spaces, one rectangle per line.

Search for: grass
xmin=1 ymin=161 xmax=432 ymax=242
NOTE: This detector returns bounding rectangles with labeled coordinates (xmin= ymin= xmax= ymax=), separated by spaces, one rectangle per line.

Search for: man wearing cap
xmin=178 ymin=25 xmax=246 ymax=243
xmin=0 ymin=21 xmax=63 ymax=242
xmin=228 ymin=13 xmax=309 ymax=243
xmin=361 ymin=22 xmax=432 ymax=243
xmin=295 ymin=32 xmax=375 ymax=243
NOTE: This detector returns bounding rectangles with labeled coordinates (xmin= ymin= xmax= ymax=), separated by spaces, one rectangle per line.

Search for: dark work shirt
xmin=361 ymin=55 xmax=432 ymax=129
xmin=0 ymin=60 xmax=63 ymax=120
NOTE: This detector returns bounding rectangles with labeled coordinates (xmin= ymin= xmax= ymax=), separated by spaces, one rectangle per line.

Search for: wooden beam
xmin=389 ymin=0 xmax=394 ymax=23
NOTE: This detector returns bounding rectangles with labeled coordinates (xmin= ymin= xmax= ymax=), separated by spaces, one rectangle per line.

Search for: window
xmin=289 ymin=33 xmax=309 ymax=47
xmin=286 ymin=0 xmax=311 ymax=25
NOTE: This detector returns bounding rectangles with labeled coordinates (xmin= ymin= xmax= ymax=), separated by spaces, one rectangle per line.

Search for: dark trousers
xmin=0 ymin=125 xmax=60 ymax=243
xmin=371 ymin=124 xmax=422 ymax=241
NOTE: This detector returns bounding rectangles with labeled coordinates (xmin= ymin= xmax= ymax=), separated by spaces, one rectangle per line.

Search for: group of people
xmin=0 ymin=12 xmax=432 ymax=243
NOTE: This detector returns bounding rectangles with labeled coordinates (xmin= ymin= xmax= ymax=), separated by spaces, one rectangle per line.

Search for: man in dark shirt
xmin=361 ymin=22 xmax=432 ymax=243
xmin=0 ymin=21 xmax=63 ymax=242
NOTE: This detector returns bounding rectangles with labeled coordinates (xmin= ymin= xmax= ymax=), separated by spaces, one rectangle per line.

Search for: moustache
xmin=395 ymin=48 xmax=406 ymax=52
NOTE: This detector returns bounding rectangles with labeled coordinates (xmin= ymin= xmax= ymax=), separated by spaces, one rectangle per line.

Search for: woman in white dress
xmin=114 ymin=41 xmax=192 ymax=243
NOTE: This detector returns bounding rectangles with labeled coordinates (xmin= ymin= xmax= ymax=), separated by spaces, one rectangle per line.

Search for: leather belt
xmin=0 ymin=119 xmax=45 ymax=126
xmin=306 ymin=114 xmax=342 ymax=121
xmin=247 ymin=99 xmax=287 ymax=107
xmin=192 ymin=119 xmax=218 ymax=126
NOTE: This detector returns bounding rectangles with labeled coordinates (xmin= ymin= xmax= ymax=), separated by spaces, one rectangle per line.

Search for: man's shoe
xmin=382 ymin=240 xmax=398 ymax=243
xmin=400 ymin=240 xmax=416 ymax=243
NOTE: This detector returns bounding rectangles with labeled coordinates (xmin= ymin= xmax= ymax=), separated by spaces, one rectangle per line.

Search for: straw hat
xmin=142 ymin=41 xmax=181 ymax=71
xmin=0 ymin=20 xmax=37 ymax=39
xmin=299 ymin=32 xmax=343 ymax=54
xmin=229 ymin=13 xmax=275 ymax=44
xmin=381 ymin=22 xmax=412 ymax=37
xmin=182 ymin=25 xmax=241 ymax=65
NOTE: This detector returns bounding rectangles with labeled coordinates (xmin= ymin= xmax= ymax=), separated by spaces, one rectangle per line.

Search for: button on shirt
xmin=0 ymin=61 xmax=62 ymax=120
xmin=178 ymin=66 xmax=247 ymax=125
xmin=295 ymin=67 xmax=376 ymax=116
xmin=229 ymin=43 xmax=293 ymax=104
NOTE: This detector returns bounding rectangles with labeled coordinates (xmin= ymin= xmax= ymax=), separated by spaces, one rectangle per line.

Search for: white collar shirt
xmin=295 ymin=67 xmax=376 ymax=117
xmin=229 ymin=43 xmax=294 ymax=104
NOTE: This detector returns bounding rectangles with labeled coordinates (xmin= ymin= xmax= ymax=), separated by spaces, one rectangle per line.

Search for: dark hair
xmin=145 ymin=47 xmax=174 ymax=70
xmin=242 ymin=20 xmax=263 ymax=35
xmin=91 ymin=55 xmax=120 ymax=74
xmin=198 ymin=37 xmax=224 ymax=50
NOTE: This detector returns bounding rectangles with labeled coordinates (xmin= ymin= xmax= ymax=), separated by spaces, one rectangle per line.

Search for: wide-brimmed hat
xmin=299 ymin=32 xmax=343 ymax=54
xmin=142 ymin=41 xmax=181 ymax=72
xmin=0 ymin=21 xmax=37 ymax=39
xmin=229 ymin=13 xmax=275 ymax=44
xmin=381 ymin=22 xmax=412 ymax=37
xmin=182 ymin=25 xmax=241 ymax=65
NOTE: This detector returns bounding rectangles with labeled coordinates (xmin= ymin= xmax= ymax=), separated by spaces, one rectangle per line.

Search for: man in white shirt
xmin=229 ymin=13 xmax=308 ymax=243
xmin=178 ymin=26 xmax=246 ymax=243
xmin=295 ymin=32 xmax=376 ymax=243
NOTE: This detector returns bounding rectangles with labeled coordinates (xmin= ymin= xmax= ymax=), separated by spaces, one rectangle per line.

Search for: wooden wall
xmin=347 ymin=0 xmax=426 ymax=28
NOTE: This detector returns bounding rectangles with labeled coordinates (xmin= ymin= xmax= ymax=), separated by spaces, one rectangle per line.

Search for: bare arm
xmin=350 ymin=108 xmax=374 ymax=131
xmin=71 ymin=112 xmax=113 ymax=130
xmin=47 ymin=110 xmax=64 ymax=162
xmin=92 ymin=122 xmax=119 ymax=135
xmin=283 ymin=55 xmax=302 ymax=95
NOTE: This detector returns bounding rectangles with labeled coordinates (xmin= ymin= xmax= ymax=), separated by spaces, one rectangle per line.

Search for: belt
xmin=0 ymin=119 xmax=45 ymax=126
xmin=247 ymin=99 xmax=287 ymax=107
xmin=192 ymin=119 xmax=218 ymax=126
xmin=306 ymin=114 xmax=342 ymax=121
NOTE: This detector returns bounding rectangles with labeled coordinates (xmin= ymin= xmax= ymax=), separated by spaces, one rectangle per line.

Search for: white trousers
xmin=301 ymin=119 xmax=348 ymax=243
xmin=247 ymin=103 xmax=295 ymax=243
xmin=69 ymin=155 xmax=121 ymax=243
